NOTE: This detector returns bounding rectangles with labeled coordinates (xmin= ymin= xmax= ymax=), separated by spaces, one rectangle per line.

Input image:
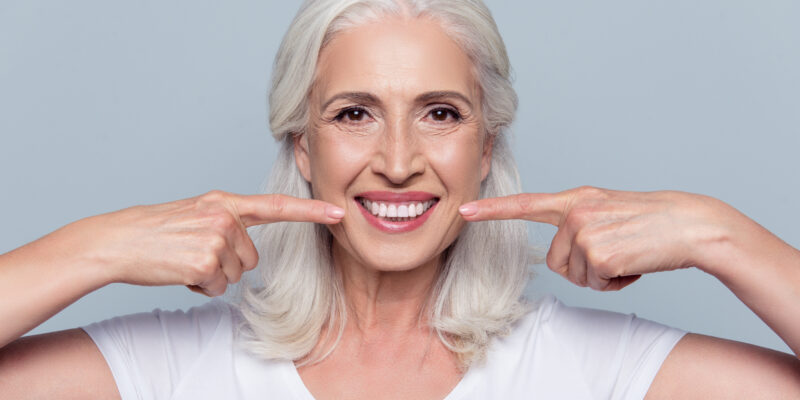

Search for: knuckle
xmin=206 ymin=234 xmax=227 ymax=253
xmin=209 ymin=211 xmax=237 ymax=232
xmin=246 ymin=251 xmax=260 ymax=270
xmin=551 ymin=263 xmax=568 ymax=277
xmin=202 ymin=190 xmax=227 ymax=202
xmin=545 ymin=246 xmax=562 ymax=271
xmin=184 ymin=265 xmax=206 ymax=286
xmin=576 ymin=185 xmax=603 ymax=198
xmin=570 ymin=273 xmax=588 ymax=288
xmin=515 ymin=195 xmax=533 ymax=215
xmin=545 ymin=250 xmax=558 ymax=270
xmin=584 ymin=247 xmax=605 ymax=268
xmin=564 ymin=207 xmax=590 ymax=229
xmin=585 ymin=248 xmax=617 ymax=275
xmin=194 ymin=253 xmax=220 ymax=276
xmin=545 ymin=253 xmax=554 ymax=269
xmin=205 ymin=286 xmax=223 ymax=297
xmin=269 ymin=194 xmax=289 ymax=217
xmin=212 ymin=279 xmax=229 ymax=295
xmin=588 ymin=276 xmax=608 ymax=291
xmin=573 ymin=229 xmax=592 ymax=249
xmin=229 ymin=270 xmax=243 ymax=284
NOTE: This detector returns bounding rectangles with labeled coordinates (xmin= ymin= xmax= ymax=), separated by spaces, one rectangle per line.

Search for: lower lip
xmin=355 ymin=199 xmax=438 ymax=233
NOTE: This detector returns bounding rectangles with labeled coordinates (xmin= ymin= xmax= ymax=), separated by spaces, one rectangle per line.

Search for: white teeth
xmin=360 ymin=198 xmax=437 ymax=221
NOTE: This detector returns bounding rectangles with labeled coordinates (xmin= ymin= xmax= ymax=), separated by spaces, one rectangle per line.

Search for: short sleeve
xmin=543 ymin=296 xmax=687 ymax=399
xmin=81 ymin=299 xmax=234 ymax=400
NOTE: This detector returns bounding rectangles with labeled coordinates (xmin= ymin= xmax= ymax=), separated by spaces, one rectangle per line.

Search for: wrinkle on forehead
xmin=310 ymin=15 xmax=481 ymax=115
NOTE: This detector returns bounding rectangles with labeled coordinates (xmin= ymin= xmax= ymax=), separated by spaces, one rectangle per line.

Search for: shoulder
xmin=83 ymin=297 xmax=236 ymax=350
xmin=502 ymin=294 xmax=685 ymax=349
xmin=82 ymin=299 xmax=299 ymax=399
xmin=465 ymin=295 xmax=686 ymax=399
xmin=80 ymin=299 xmax=240 ymax=398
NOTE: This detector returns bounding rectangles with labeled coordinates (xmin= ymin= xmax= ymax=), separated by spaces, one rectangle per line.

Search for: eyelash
xmin=332 ymin=106 xmax=463 ymax=123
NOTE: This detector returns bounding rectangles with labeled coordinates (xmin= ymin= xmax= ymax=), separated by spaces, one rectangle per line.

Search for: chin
xmin=360 ymin=245 xmax=444 ymax=272
xmin=329 ymin=234 xmax=447 ymax=273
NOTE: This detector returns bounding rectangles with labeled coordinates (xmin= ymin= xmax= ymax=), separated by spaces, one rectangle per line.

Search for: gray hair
xmin=233 ymin=0 xmax=533 ymax=369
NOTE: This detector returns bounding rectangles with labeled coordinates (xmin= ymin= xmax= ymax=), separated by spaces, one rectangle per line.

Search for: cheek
xmin=425 ymin=137 xmax=484 ymax=196
xmin=308 ymin=136 xmax=371 ymax=200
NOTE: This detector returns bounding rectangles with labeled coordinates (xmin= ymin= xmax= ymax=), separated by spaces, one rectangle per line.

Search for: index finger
xmin=458 ymin=193 xmax=568 ymax=226
xmin=233 ymin=194 xmax=345 ymax=227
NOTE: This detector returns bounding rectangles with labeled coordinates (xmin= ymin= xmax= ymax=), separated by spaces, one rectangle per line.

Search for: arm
xmin=0 ymin=328 xmax=121 ymax=399
xmin=647 ymin=202 xmax=800 ymax=398
xmin=696 ymin=207 xmax=800 ymax=357
xmin=0 ymin=218 xmax=113 ymax=349
xmin=460 ymin=186 xmax=800 ymax=396
xmin=0 ymin=191 xmax=344 ymax=397
xmin=0 ymin=223 xmax=122 ymax=399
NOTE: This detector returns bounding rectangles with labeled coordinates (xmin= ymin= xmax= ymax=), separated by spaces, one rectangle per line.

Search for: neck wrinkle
xmin=332 ymin=241 xmax=442 ymax=338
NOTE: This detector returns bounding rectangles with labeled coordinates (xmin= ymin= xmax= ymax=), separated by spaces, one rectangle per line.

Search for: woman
xmin=1 ymin=0 xmax=799 ymax=398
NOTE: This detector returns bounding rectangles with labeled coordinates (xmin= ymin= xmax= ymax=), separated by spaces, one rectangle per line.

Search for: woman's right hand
xmin=69 ymin=190 xmax=344 ymax=297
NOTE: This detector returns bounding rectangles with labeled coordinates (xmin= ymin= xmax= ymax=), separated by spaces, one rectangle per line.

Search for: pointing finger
xmin=233 ymin=194 xmax=345 ymax=227
xmin=458 ymin=193 xmax=569 ymax=226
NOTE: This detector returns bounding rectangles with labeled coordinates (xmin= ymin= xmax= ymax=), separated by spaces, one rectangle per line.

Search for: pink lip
xmin=353 ymin=192 xmax=439 ymax=234
xmin=355 ymin=191 xmax=437 ymax=202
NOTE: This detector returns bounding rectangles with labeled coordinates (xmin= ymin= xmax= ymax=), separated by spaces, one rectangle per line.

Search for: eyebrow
xmin=321 ymin=90 xmax=474 ymax=111
xmin=322 ymin=92 xmax=381 ymax=111
xmin=415 ymin=91 xmax=473 ymax=109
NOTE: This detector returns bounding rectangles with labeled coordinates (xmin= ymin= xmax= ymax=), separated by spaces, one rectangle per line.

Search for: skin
xmin=292 ymin=17 xmax=489 ymax=399
xmin=294 ymin=16 xmax=800 ymax=399
xmin=462 ymin=188 xmax=800 ymax=398
xmin=1 ymin=12 xmax=799 ymax=400
xmin=0 ymin=191 xmax=343 ymax=398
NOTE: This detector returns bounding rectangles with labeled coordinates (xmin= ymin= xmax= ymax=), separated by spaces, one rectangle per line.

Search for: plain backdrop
xmin=1 ymin=1 xmax=798 ymax=354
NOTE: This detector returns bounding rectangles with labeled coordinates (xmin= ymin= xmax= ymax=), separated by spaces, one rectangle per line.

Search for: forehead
xmin=314 ymin=16 xmax=478 ymax=102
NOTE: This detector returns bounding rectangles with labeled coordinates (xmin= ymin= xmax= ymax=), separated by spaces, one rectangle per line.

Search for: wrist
xmin=692 ymin=205 xmax=793 ymax=286
xmin=686 ymin=197 xmax=754 ymax=279
xmin=44 ymin=216 xmax=120 ymax=289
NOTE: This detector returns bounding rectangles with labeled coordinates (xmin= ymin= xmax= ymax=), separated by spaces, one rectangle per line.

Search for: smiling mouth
xmin=356 ymin=197 xmax=439 ymax=222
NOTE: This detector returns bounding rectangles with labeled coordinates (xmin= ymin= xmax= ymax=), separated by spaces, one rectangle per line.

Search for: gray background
xmin=1 ymin=0 xmax=797 ymax=354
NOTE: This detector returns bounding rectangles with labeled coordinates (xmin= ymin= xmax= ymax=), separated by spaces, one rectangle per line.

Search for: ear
xmin=293 ymin=133 xmax=312 ymax=182
xmin=480 ymin=133 xmax=494 ymax=181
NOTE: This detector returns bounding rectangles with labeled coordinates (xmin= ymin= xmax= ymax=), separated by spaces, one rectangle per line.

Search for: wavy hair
xmin=232 ymin=0 xmax=534 ymax=369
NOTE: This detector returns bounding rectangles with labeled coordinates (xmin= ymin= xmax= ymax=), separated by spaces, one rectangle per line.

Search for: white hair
xmin=231 ymin=0 xmax=535 ymax=369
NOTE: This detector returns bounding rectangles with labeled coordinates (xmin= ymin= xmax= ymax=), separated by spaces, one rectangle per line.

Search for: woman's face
xmin=295 ymin=16 xmax=491 ymax=272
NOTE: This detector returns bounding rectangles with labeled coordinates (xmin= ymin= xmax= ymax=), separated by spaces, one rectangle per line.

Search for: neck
xmin=332 ymin=243 xmax=443 ymax=339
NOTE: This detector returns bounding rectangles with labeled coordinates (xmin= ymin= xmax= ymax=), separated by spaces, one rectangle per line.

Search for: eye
xmin=428 ymin=107 xmax=461 ymax=123
xmin=334 ymin=107 xmax=369 ymax=123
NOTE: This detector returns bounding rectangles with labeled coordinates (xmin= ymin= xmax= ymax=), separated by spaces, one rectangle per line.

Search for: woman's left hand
xmin=458 ymin=186 xmax=744 ymax=291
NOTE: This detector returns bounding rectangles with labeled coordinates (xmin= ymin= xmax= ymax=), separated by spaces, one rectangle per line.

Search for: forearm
xmin=0 ymin=219 xmax=112 ymax=349
xmin=699 ymin=215 xmax=800 ymax=357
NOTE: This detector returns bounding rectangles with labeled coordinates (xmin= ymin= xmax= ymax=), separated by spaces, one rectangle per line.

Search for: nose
xmin=370 ymin=120 xmax=425 ymax=185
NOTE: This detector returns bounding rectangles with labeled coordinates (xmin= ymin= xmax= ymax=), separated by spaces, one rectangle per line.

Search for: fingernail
xmin=326 ymin=206 xmax=345 ymax=219
xmin=459 ymin=203 xmax=478 ymax=216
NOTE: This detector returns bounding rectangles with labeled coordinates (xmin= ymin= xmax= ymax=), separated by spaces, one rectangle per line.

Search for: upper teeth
xmin=359 ymin=198 xmax=437 ymax=219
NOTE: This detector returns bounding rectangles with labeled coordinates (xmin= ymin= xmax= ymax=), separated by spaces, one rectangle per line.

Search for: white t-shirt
xmin=82 ymin=295 xmax=686 ymax=399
